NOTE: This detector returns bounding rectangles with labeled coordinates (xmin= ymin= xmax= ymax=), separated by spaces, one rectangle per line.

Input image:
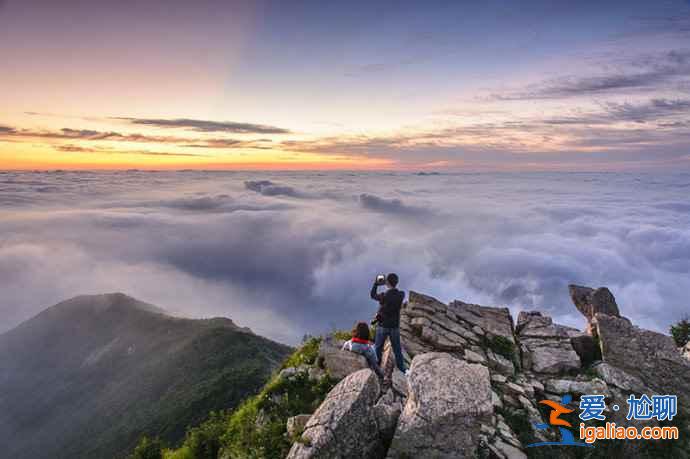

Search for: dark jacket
xmin=371 ymin=282 xmax=405 ymax=328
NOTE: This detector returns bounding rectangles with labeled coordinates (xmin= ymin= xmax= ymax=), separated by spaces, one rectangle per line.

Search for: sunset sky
xmin=2 ymin=0 xmax=690 ymax=170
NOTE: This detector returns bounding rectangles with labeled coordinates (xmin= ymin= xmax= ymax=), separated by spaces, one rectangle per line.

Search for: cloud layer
xmin=1 ymin=170 xmax=689 ymax=344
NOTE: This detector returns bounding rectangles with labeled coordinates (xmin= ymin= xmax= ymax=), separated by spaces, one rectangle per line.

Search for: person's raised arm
xmin=370 ymin=280 xmax=384 ymax=302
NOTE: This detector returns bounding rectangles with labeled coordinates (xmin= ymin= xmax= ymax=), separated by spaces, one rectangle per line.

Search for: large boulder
xmin=287 ymin=369 xmax=386 ymax=459
xmin=401 ymin=291 xmax=518 ymax=368
xmin=544 ymin=377 xmax=610 ymax=396
xmin=449 ymin=299 xmax=516 ymax=345
xmin=591 ymin=362 xmax=647 ymax=393
xmin=570 ymin=334 xmax=601 ymax=367
xmin=516 ymin=311 xmax=581 ymax=374
xmin=386 ymin=353 xmax=492 ymax=458
xmin=569 ymin=284 xmax=620 ymax=333
xmin=317 ymin=334 xmax=369 ymax=380
xmin=593 ymin=313 xmax=690 ymax=410
xmin=401 ymin=292 xmax=475 ymax=357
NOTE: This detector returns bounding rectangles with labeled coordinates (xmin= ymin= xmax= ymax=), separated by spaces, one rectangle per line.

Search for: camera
xmin=375 ymin=274 xmax=386 ymax=285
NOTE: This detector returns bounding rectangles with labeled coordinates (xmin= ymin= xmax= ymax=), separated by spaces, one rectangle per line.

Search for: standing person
xmin=370 ymin=273 xmax=407 ymax=374
xmin=342 ymin=321 xmax=384 ymax=378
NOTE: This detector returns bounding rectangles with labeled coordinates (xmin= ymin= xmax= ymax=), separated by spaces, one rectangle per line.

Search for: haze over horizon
xmin=2 ymin=0 xmax=690 ymax=171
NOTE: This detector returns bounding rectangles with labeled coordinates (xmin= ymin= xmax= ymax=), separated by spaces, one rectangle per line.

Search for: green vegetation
xmin=670 ymin=317 xmax=690 ymax=348
xmin=0 ymin=293 xmax=292 ymax=459
xmin=487 ymin=335 xmax=515 ymax=360
xmin=131 ymin=437 xmax=163 ymax=459
xmin=158 ymin=336 xmax=340 ymax=459
xmin=281 ymin=336 xmax=321 ymax=369
xmin=497 ymin=407 xmax=535 ymax=447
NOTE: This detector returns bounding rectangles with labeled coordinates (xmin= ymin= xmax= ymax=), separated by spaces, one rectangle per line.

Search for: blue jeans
xmin=374 ymin=326 xmax=406 ymax=373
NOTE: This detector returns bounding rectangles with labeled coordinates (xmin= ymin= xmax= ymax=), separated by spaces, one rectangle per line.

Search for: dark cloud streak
xmin=115 ymin=117 xmax=291 ymax=134
xmin=490 ymin=49 xmax=690 ymax=100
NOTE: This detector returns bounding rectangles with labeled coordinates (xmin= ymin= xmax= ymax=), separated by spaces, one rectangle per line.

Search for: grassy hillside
xmin=133 ymin=336 xmax=337 ymax=459
xmin=0 ymin=293 xmax=291 ymax=459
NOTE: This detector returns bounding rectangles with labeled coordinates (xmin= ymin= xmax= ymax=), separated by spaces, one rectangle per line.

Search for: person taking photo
xmin=370 ymin=273 xmax=407 ymax=375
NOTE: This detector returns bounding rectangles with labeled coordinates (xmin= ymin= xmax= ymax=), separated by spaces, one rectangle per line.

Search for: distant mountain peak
xmin=0 ymin=293 xmax=291 ymax=459
xmin=50 ymin=292 xmax=168 ymax=316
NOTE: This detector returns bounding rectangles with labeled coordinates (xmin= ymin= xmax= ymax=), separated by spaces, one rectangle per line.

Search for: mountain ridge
xmin=0 ymin=292 xmax=291 ymax=459
xmin=153 ymin=284 xmax=690 ymax=459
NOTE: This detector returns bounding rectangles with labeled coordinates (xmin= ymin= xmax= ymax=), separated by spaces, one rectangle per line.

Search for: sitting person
xmin=342 ymin=321 xmax=384 ymax=378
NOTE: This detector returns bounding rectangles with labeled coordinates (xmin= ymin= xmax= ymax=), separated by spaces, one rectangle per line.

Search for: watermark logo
xmin=526 ymin=394 xmax=593 ymax=448
xmin=526 ymin=393 xmax=679 ymax=448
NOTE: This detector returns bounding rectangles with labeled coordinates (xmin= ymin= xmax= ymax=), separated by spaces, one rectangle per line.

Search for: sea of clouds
xmin=1 ymin=170 xmax=688 ymax=344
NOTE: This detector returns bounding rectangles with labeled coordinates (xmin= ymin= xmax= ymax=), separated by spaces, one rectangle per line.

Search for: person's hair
xmin=352 ymin=321 xmax=371 ymax=341
xmin=386 ymin=273 xmax=399 ymax=287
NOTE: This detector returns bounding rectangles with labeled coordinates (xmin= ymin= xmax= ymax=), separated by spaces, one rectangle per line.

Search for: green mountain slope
xmin=0 ymin=293 xmax=292 ymax=459
xmin=150 ymin=335 xmax=341 ymax=459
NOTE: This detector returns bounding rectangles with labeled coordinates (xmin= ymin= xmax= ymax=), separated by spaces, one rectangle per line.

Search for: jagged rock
xmin=593 ymin=313 xmax=690 ymax=409
xmin=491 ymin=390 xmax=503 ymax=409
xmin=569 ymin=284 xmax=620 ymax=333
xmin=503 ymin=394 xmax=520 ymax=408
xmin=592 ymin=362 xmax=647 ymax=393
xmin=387 ymin=353 xmax=492 ymax=458
xmin=513 ymin=376 xmax=535 ymax=398
xmin=287 ymin=414 xmax=311 ymax=438
xmin=491 ymin=374 xmax=507 ymax=384
xmin=403 ymin=292 xmax=518 ymax=366
xmin=683 ymin=342 xmax=690 ymax=362
xmin=287 ymin=369 xmax=385 ymax=459
xmin=527 ymin=340 xmax=580 ymax=374
xmin=449 ymin=299 xmax=516 ymax=345
xmin=390 ymin=368 xmax=408 ymax=398
xmin=570 ymin=334 xmax=601 ymax=367
xmin=486 ymin=349 xmax=515 ymax=375
xmin=518 ymin=342 xmax=532 ymax=371
xmin=503 ymin=381 xmax=526 ymax=398
xmin=403 ymin=292 xmax=477 ymax=357
xmin=544 ymin=377 xmax=610 ymax=396
xmin=489 ymin=438 xmax=527 ymax=459
xmin=464 ymin=348 xmax=487 ymax=364
xmin=529 ymin=379 xmax=544 ymax=393
xmin=517 ymin=311 xmax=580 ymax=374
xmin=373 ymin=397 xmax=402 ymax=446
xmin=317 ymin=335 xmax=368 ymax=380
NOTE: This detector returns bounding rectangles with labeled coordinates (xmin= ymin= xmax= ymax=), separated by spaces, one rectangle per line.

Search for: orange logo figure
xmin=539 ymin=399 xmax=574 ymax=427
xmin=526 ymin=394 xmax=593 ymax=448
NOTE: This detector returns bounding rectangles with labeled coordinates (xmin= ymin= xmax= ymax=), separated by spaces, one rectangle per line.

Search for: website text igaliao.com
xmin=579 ymin=422 xmax=679 ymax=444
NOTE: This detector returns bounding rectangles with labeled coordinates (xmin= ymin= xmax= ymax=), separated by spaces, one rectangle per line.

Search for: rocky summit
xmin=279 ymin=285 xmax=690 ymax=458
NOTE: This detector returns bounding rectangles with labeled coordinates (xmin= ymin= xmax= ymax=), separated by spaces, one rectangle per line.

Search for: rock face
xmin=569 ymin=284 xmax=620 ymax=333
xmin=516 ymin=311 xmax=581 ymax=374
xmin=317 ymin=334 xmax=369 ymax=380
xmin=287 ymin=369 xmax=386 ymax=459
xmin=386 ymin=353 xmax=492 ymax=458
xmin=287 ymin=285 xmax=690 ymax=458
xmin=683 ymin=342 xmax=690 ymax=362
xmin=400 ymin=291 xmax=518 ymax=376
xmin=593 ymin=313 xmax=690 ymax=410
xmin=570 ymin=334 xmax=601 ymax=367
xmin=592 ymin=362 xmax=647 ymax=393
